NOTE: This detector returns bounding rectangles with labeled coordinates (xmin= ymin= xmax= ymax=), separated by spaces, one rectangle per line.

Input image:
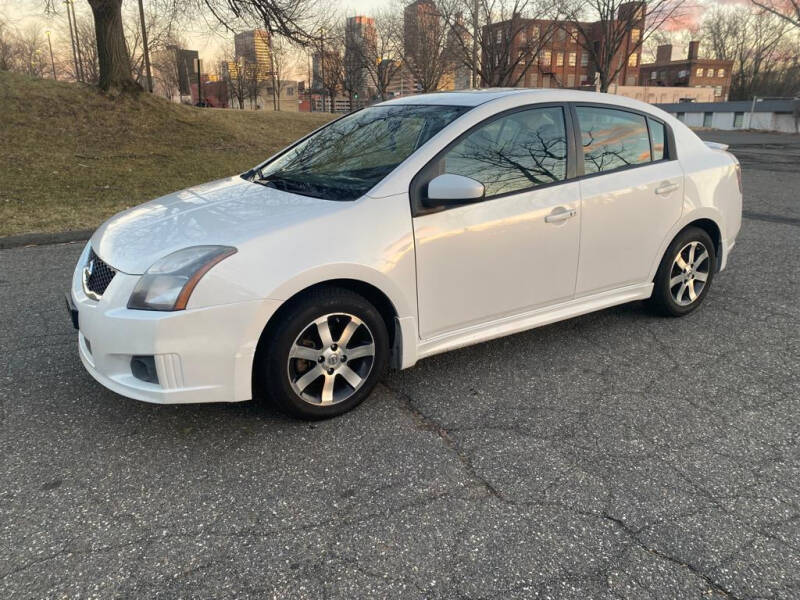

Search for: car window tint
xmin=648 ymin=117 xmax=666 ymax=161
xmin=576 ymin=107 xmax=651 ymax=173
xmin=441 ymin=106 xmax=568 ymax=198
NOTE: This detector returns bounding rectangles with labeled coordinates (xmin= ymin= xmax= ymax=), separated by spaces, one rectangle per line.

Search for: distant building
xmin=345 ymin=15 xmax=377 ymax=103
xmin=639 ymin=41 xmax=734 ymax=101
xmin=385 ymin=61 xmax=420 ymax=97
xmin=234 ymin=29 xmax=272 ymax=80
xmin=482 ymin=1 xmax=644 ymax=89
xmin=171 ymin=47 xmax=198 ymax=95
xmin=404 ymin=0 xmax=439 ymax=60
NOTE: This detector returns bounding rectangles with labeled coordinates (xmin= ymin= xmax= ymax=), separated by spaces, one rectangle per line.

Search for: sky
xmin=1 ymin=0 xmax=742 ymax=69
xmin=1 ymin=0 xmax=388 ymax=58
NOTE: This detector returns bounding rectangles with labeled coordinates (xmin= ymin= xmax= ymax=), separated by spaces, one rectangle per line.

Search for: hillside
xmin=0 ymin=72 xmax=334 ymax=236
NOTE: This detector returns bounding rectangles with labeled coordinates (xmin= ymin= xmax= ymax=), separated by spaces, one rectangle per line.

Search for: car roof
xmin=376 ymin=88 xmax=661 ymax=112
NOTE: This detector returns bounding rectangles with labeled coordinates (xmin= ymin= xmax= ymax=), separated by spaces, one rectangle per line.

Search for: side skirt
xmin=415 ymin=283 xmax=654 ymax=362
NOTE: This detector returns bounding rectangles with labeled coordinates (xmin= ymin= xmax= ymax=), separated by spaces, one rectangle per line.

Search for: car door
xmin=411 ymin=105 xmax=582 ymax=339
xmin=573 ymin=105 xmax=684 ymax=296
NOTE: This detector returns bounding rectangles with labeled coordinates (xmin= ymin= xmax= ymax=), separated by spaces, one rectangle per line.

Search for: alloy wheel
xmin=287 ymin=313 xmax=376 ymax=406
xmin=669 ymin=241 xmax=710 ymax=306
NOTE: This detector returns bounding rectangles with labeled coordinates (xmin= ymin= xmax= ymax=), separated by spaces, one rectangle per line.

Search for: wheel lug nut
xmin=327 ymin=368 xmax=334 ymax=375
xmin=341 ymin=356 xmax=347 ymax=362
xmin=331 ymin=344 xmax=338 ymax=350
xmin=318 ymin=356 xmax=324 ymax=363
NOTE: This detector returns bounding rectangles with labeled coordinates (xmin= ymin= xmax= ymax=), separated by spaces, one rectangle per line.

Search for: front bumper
xmin=70 ymin=253 xmax=281 ymax=404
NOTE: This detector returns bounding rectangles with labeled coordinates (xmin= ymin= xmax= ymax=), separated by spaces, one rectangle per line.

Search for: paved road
xmin=1 ymin=131 xmax=798 ymax=599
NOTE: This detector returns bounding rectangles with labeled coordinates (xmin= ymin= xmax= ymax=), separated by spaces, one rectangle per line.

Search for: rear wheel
xmin=649 ymin=227 xmax=716 ymax=317
xmin=255 ymin=287 xmax=389 ymax=420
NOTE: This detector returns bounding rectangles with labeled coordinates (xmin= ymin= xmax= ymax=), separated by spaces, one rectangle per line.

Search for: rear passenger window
xmin=442 ymin=106 xmax=568 ymax=198
xmin=648 ymin=117 xmax=666 ymax=161
xmin=576 ymin=106 xmax=651 ymax=174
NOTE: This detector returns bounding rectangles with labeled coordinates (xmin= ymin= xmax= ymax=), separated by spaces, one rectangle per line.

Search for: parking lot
xmin=1 ymin=130 xmax=798 ymax=599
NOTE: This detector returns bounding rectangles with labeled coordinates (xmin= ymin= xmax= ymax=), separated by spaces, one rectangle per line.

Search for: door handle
xmin=545 ymin=208 xmax=577 ymax=223
xmin=655 ymin=182 xmax=679 ymax=195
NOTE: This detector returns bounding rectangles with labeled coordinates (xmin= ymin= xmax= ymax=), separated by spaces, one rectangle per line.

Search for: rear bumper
xmin=70 ymin=257 xmax=281 ymax=404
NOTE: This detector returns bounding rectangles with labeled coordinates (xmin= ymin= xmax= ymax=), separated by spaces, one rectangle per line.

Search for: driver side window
xmin=440 ymin=106 xmax=568 ymax=199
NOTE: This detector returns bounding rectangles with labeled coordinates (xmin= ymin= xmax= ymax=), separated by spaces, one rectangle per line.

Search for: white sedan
xmin=68 ymin=89 xmax=742 ymax=419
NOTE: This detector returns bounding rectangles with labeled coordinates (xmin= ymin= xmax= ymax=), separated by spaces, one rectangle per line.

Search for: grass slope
xmin=0 ymin=72 xmax=334 ymax=236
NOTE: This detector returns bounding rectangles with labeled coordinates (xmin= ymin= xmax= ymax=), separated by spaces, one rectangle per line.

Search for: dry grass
xmin=0 ymin=71 xmax=334 ymax=236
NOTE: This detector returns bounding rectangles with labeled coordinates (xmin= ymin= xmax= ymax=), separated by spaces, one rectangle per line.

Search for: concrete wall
xmin=673 ymin=109 xmax=798 ymax=133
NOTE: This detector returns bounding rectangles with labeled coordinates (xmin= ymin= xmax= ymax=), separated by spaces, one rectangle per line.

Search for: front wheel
xmin=649 ymin=227 xmax=717 ymax=317
xmin=255 ymin=287 xmax=389 ymax=420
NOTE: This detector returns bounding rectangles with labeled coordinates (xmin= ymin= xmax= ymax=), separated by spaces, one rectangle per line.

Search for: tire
xmin=649 ymin=226 xmax=717 ymax=317
xmin=254 ymin=286 xmax=389 ymax=420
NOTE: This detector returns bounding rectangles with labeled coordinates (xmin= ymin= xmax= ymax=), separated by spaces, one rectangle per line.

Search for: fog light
xmin=131 ymin=355 xmax=158 ymax=384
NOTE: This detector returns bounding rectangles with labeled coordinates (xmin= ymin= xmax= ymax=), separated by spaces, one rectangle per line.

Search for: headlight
xmin=128 ymin=246 xmax=237 ymax=311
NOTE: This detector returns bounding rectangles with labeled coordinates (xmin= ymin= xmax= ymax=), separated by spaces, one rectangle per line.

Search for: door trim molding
xmin=415 ymin=282 xmax=653 ymax=361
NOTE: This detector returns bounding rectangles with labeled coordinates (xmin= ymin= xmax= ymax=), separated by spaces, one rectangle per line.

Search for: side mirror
xmin=424 ymin=174 xmax=485 ymax=207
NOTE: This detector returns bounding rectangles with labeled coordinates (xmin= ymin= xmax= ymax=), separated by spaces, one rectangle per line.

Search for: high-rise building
xmin=404 ymin=0 xmax=440 ymax=63
xmin=234 ymin=29 xmax=271 ymax=79
xmin=344 ymin=16 xmax=377 ymax=103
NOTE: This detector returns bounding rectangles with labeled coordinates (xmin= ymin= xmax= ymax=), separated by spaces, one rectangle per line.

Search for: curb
xmin=0 ymin=229 xmax=93 ymax=250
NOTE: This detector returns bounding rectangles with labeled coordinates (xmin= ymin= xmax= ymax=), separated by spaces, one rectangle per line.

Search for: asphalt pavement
xmin=1 ymin=130 xmax=798 ymax=599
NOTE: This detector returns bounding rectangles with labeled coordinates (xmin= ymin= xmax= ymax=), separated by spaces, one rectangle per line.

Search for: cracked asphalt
xmin=1 ymin=131 xmax=799 ymax=599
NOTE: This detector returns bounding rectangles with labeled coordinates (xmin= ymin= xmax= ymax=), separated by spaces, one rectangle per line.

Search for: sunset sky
xmin=0 ymin=0 xmax=746 ymax=70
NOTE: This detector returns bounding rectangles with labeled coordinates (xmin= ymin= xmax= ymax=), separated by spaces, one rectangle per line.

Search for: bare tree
xmin=126 ymin=0 xmax=182 ymax=88
xmin=15 ymin=25 xmax=49 ymax=78
xmin=37 ymin=0 xmax=319 ymax=93
xmin=320 ymin=45 xmax=343 ymax=112
xmin=0 ymin=18 xmax=20 ymax=71
xmin=751 ymin=0 xmax=800 ymax=30
xmin=243 ymin=59 xmax=265 ymax=107
xmin=150 ymin=38 xmax=185 ymax=99
xmin=225 ymin=57 xmax=248 ymax=108
xmin=561 ymin=0 xmax=684 ymax=92
xmin=199 ymin=0 xmax=324 ymax=45
xmin=268 ymin=33 xmax=295 ymax=110
xmin=703 ymin=3 xmax=796 ymax=99
xmin=61 ymin=15 xmax=100 ymax=84
xmin=446 ymin=0 xmax=563 ymax=87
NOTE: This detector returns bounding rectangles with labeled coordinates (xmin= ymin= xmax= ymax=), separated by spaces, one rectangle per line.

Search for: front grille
xmin=84 ymin=249 xmax=117 ymax=297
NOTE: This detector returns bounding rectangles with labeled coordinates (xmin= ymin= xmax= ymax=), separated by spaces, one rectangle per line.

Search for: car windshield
xmin=253 ymin=104 xmax=469 ymax=201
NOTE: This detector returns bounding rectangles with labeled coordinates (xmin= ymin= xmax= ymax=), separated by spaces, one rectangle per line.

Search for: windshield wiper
xmin=254 ymin=174 xmax=309 ymax=193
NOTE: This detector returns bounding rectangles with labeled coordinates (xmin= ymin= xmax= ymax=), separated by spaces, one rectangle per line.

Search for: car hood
xmin=90 ymin=176 xmax=349 ymax=274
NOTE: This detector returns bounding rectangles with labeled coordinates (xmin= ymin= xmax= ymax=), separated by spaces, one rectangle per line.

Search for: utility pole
xmin=195 ymin=58 xmax=204 ymax=105
xmin=137 ymin=0 xmax=154 ymax=92
xmin=320 ymin=29 xmax=326 ymax=112
xmin=64 ymin=0 xmax=80 ymax=82
xmin=471 ymin=0 xmax=478 ymax=88
xmin=45 ymin=31 xmax=57 ymax=80
xmin=67 ymin=0 xmax=85 ymax=82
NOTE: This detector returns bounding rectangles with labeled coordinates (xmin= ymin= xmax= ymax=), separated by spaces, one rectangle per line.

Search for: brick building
xmin=639 ymin=41 xmax=733 ymax=101
xmin=483 ymin=1 xmax=644 ymax=90
xmin=404 ymin=0 xmax=440 ymax=61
